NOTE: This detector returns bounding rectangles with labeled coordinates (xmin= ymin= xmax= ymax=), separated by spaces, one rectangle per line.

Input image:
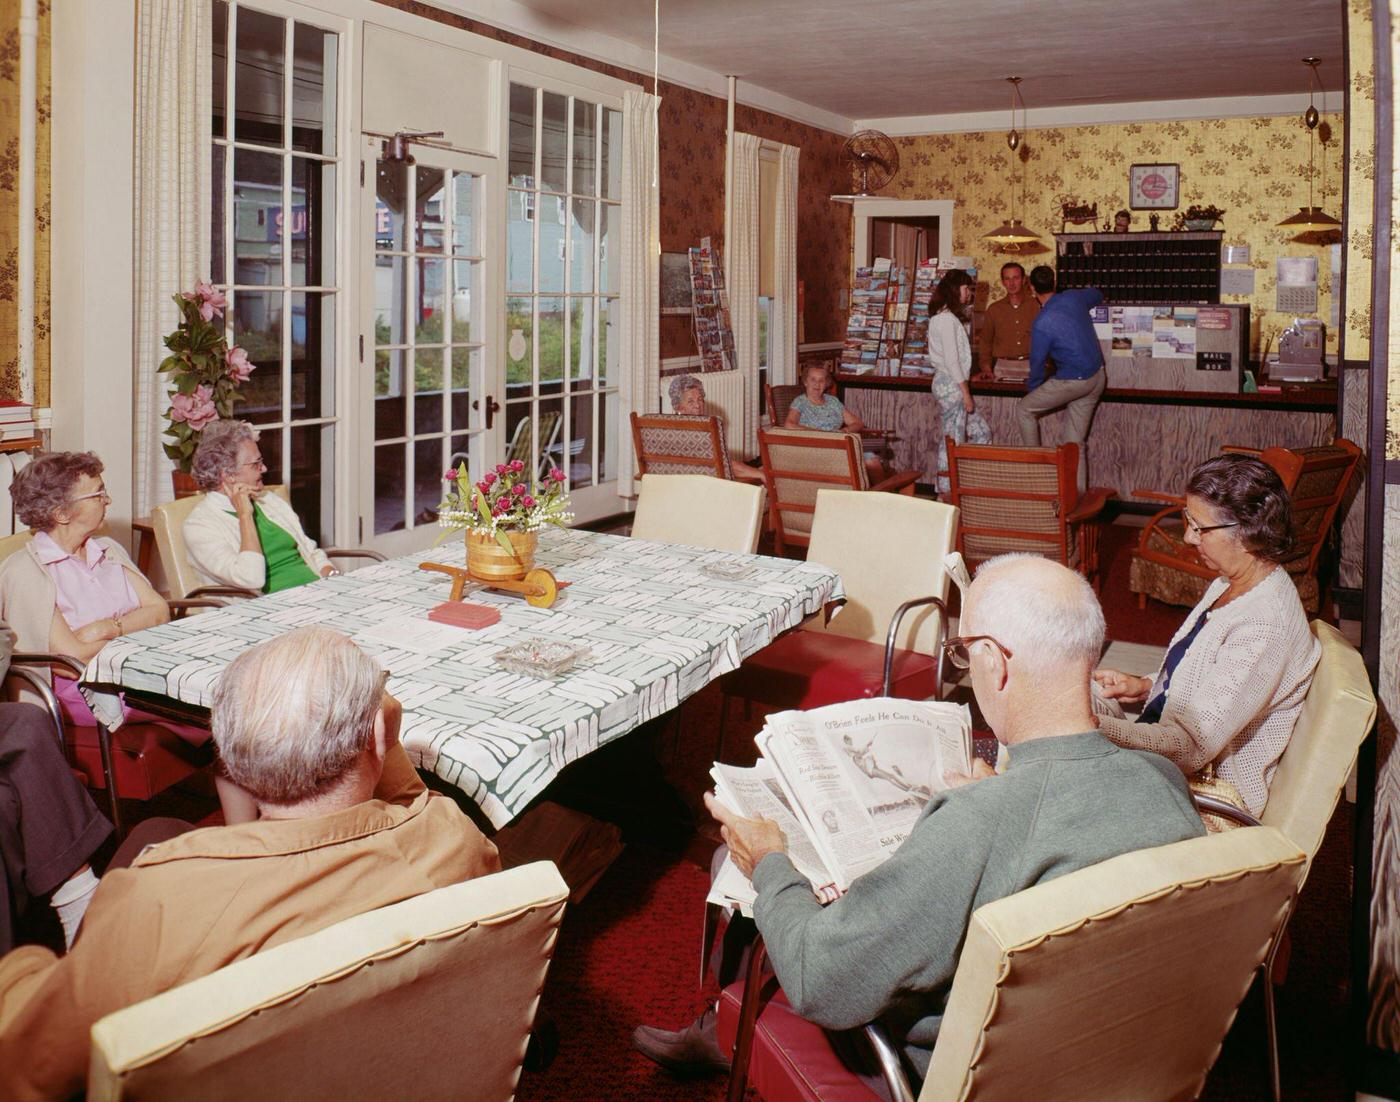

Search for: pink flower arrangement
xmin=437 ymin=457 xmax=572 ymax=550
xmin=159 ymin=281 xmax=256 ymax=472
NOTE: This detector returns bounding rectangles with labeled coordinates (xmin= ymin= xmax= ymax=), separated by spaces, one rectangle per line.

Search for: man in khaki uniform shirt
xmin=977 ymin=262 xmax=1040 ymax=376
xmin=0 ymin=627 xmax=500 ymax=1101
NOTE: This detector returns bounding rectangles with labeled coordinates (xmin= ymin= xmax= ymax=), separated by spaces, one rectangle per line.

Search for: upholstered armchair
xmin=1130 ymin=440 xmax=1360 ymax=613
xmin=630 ymin=411 xmax=736 ymax=481
xmin=944 ymin=440 xmax=1114 ymax=588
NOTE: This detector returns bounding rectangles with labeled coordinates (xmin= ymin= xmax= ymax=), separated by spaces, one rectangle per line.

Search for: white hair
xmin=967 ymin=554 xmax=1105 ymax=675
xmin=212 ymin=627 xmax=384 ymax=804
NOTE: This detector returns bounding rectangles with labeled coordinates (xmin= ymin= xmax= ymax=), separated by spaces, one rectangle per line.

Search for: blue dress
xmin=790 ymin=393 xmax=847 ymax=431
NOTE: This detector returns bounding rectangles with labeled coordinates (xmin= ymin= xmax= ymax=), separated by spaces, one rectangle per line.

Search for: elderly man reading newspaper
xmin=632 ymin=554 xmax=1205 ymax=1081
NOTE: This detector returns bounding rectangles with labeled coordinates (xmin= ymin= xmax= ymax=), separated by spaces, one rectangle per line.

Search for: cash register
xmin=1264 ymin=318 xmax=1326 ymax=383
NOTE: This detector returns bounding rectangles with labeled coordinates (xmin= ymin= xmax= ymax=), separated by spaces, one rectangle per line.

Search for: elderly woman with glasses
xmin=0 ymin=452 xmax=257 ymax=822
xmin=668 ymin=373 xmax=763 ymax=482
xmin=184 ymin=420 xmax=335 ymax=594
xmin=1092 ymin=454 xmax=1321 ymax=815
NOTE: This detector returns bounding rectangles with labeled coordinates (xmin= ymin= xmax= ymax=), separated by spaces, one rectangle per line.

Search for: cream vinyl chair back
xmin=803 ymin=489 xmax=956 ymax=656
xmin=149 ymin=494 xmax=205 ymax=600
xmin=630 ymin=474 xmax=765 ymax=553
xmin=919 ymin=827 xmax=1306 ymax=1101
xmin=89 ymin=862 xmax=569 ymax=1101
xmin=1259 ymin=620 xmax=1375 ymax=873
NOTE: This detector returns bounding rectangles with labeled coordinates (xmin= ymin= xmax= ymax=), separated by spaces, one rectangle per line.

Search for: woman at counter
xmin=1092 ymin=454 xmax=1320 ymax=816
xmin=927 ymin=269 xmax=990 ymax=493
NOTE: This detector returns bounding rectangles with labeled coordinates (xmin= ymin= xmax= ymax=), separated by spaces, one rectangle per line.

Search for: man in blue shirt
xmin=1017 ymin=266 xmax=1106 ymax=489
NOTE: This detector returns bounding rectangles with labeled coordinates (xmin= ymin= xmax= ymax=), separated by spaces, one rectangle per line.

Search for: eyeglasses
xmin=69 ymin=487 xmax=111 ymax=504
xmin=942 ymin=635 xmax=1014 ymax=670
xmin=236 ymin=458 xmax=268 ymax=472
xmin=1182 ymin=510 xmax=1238 ymax=537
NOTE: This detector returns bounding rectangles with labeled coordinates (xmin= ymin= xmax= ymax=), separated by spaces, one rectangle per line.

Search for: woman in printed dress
xmin=927 ymin=269 xmax=991 ymax=493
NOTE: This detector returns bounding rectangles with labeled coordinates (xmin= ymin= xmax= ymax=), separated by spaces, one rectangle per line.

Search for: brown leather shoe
xmin=631 ymin=1006 xmax=729 ymax=1074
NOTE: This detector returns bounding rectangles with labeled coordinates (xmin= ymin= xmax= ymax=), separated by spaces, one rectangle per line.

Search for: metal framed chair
xmin=944 ymin=440 xmax=1114 ymax=588
xmin=719 ymin=827 xmax=1306 ymax=1102
xmin=1130 ymin=440 xmax=1360 ymax=614
xmin=758 ymin=428 xmax=919 ymax=555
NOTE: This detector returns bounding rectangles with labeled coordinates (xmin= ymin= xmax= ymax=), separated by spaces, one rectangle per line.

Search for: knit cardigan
xmin=183 ymin=490 xmax=330 ymax=592
xmin=1099 ymin=566 xmax=1320 ymax=815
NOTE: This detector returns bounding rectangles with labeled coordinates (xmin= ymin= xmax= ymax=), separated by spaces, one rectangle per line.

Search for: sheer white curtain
xmin=726 ymin=131 xmax=762 ymax=455
xmin=618 ymin=89 xmax=660 ymax=496
xmin=770 ymin=142 xmax=800 ymax=387
xmin=132 ymin=0 xmax=210 ymax=517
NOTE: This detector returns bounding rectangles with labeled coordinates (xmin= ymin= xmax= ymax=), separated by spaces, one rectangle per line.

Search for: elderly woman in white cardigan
xmin=0 ymin=452 xmax=256 ymax=822
xmin=184 ymin=420 xmax=334 ymax=594
xmin=1093 ymin=454 xmax=1321 ymax=816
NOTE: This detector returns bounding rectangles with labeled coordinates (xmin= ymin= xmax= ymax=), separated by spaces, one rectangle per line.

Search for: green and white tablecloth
xmin=81 ymin=528 xmax=843 ymax=827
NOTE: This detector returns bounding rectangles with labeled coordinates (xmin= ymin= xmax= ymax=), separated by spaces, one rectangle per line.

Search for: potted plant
xmin=1173 ymin=204 xmax=1225 ymax=231
xmin=158 ymin=281 xmax=254 ymax=495
xmin=437 ymin=459 xmax=573 ymax=579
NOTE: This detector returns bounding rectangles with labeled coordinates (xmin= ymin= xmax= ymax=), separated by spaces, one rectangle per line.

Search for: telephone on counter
xmin=1264 ymin=318 xmax=1326 ymax=383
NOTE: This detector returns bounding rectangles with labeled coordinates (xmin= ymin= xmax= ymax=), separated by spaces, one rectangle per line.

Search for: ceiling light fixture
xmin=1277 ymin=57 xmax=1341 ymax=234
xmin=984 ymin=77 xmax=1042 ymax=251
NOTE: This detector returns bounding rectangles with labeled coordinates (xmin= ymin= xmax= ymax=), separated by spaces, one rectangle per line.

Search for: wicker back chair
xmin=630 ymin=412 xmax=733 ymax=480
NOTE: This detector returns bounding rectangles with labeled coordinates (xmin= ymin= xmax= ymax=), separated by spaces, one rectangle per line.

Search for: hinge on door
xmin=359 ymin=334 xmax=364 ymax=362
xmin=360 ymin=161 xmax=365 ymax=187
xmin=358 ymin=517 xmax=364 ymax=543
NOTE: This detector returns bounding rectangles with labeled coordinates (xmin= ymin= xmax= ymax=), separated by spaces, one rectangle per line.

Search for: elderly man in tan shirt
xmin=0 ymin=627 xmax=500 ymax=1101
xmin=977 ymin=261 xmax=1040 ymax=377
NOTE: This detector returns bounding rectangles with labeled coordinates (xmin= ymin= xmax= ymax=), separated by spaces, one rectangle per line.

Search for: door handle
xmin=472 ymin=395 xmax=501 ymax=430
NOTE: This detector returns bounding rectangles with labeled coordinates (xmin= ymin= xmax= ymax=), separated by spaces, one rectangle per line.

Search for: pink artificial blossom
xmin=170 ymin=385 xmax=219 ymax=431
xmin=476 ymin=481 xmax=490 ymax=494
xmin=495 ymin=464 xmax=508 ymax=475
xmin=521 ymin=495 xmax=536 ymax=508
xmin=184 ymin=280 xmax=228 ymax=322
xmin=444 ymin=469 xmax=459 ymax=482
xmin=510 ymin=458 xmax=525 ymax=473
xmin=549 ymin=468 xmax=567 ymax=483
xmin=225 ymin=345 xmax=254 ymax=383
xmin=483 ymin=472 xmax=497 ymax=486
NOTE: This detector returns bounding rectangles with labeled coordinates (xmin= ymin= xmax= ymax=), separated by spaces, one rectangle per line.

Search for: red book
xmin=427 ymin=602 xmax=501 ymax=630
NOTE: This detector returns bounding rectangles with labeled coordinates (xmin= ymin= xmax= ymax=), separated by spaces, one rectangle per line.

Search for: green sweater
xmin=751 ymin=730 xmax=1205 ymax=1077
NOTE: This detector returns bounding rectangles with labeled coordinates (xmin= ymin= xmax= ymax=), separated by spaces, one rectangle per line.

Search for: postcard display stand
xmin=843 ymin=259 xmax=968 ymax=377
xmin=688 ymin=237 xmax=737 ymax=373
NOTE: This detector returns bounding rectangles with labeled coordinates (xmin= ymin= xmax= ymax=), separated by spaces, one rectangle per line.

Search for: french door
xmin=359 ymin=138 xmax=498 ymax=556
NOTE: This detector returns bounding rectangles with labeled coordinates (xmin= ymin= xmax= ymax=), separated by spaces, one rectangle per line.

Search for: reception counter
xmin=836 ymin=373 xmax=1338 ymax=501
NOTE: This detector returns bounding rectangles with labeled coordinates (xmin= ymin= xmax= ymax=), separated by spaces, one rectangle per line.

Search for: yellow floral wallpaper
xmin=882 ymin=114 xmax=1344 ymax=358
xmin=1346 ymin=0 xmax=1375 ymax=364
xmin=0 ymin=0 xmax=49 ymax=407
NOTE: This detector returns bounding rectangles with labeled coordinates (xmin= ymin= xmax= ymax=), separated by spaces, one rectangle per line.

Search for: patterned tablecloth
xmin=80 ymin=528 xmax=843 ymax=827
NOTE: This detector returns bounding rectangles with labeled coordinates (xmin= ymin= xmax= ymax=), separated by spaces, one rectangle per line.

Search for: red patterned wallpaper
xmin=377 ymin=2 xmax=851 ymax=359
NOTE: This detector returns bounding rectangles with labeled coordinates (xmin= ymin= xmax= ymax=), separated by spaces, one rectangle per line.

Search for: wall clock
xmin=1128 ymin=163 xmax=1180 ymax=210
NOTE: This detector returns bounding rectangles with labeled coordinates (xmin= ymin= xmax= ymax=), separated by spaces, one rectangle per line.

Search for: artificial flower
xmin=169 ymin=385 xmax=219 ymax=431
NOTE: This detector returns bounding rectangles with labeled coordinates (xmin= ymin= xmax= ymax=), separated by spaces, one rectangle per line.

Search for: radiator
xmin=694 ymin=369 xmax=756 ymax=458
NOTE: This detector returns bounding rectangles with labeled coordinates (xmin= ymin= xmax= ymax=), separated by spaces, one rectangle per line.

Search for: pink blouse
xmin=32 ymin=532 xmax=140 ymax=724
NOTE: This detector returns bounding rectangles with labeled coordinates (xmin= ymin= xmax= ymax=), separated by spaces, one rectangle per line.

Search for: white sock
xmin=50 ymin=868 xmax=100 ymax=949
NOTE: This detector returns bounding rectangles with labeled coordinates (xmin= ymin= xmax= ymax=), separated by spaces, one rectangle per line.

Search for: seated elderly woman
xmin=668 ymin=373 xmax=763 ymax=482
xmin=1093 ymin=453 xmax=1321 ymax=815
xmin=184 ymin=419 xmax=335 ymax=593
xmin=783 ymin=361 xmax=886 ymax=482
xmin=0 ymin=452 xmax=255 ymax=822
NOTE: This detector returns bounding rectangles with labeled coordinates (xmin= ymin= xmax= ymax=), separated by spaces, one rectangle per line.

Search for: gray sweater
xmin=751 ymin=730 xmax=1205 ymax=1077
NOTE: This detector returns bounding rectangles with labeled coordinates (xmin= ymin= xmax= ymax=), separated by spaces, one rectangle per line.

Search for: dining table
xmin=80 ymin=527 xmax=844 ymax=828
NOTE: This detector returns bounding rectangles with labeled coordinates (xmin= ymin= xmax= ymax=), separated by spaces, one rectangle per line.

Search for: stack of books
xmin=0 ymin=401 xmax=36 ymax=443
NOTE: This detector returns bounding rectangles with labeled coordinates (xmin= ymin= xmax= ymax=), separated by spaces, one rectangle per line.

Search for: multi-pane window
xmin=372 ymin=161 xmax=483 ymax=535
xmin=506 ymin=83 xmax=621 ymax=491
xmin=211 ymin=1 xmax=339 ymax=541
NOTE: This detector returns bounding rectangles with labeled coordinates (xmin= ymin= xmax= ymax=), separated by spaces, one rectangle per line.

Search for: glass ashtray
xmin=700 ymin=561 xmax=753 ymax=581
xmin=493 ymin=637 xmax=591 ymax=679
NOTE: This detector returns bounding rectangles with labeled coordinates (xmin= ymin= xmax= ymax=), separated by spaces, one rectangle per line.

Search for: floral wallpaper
xmin=0 ymin=0 xmax=49 ymax=406
xmin=379 ymin=2 xmax=851 ymax=362
xmin=881 ymin=113 xmax=1344 ymax=358
xmin=1346 ymin=0 xmax=1375 ymax=364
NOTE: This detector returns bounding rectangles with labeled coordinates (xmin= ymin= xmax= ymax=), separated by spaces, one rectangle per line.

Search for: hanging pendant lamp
xmin=1278 ymin=57 xmax=1341 ymax=233
xmin=984 ymin=77 xmax=1042 ymax=251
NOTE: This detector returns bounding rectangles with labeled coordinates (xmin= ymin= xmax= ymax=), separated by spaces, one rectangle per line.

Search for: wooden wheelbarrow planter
xmin=418 ymin=562 xmax=567 ymax=608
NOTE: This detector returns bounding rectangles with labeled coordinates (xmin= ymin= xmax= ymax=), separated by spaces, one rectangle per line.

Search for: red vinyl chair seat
xmin=69 ymin=722 xmax=206 ymax=800
xmin=721 ymin=632 xmax=938 ymax=711
xmin=717 ymin=980 xmax=888 ymax=1102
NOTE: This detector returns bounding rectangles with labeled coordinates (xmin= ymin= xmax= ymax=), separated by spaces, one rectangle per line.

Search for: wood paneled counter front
xmin=836 ymin=374 xmax=1338 ymax=501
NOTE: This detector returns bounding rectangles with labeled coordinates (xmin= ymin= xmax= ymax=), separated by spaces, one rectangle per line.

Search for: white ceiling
xmin=503 ymin=0 xmax=1346 ymax=122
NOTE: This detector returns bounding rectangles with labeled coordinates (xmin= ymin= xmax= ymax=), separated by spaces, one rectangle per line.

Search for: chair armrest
xmin=1066 ymin=487 xmax=1114 ymax=524
xmin=1220 ymin=445 xmax=1263 ymax=457
xmin=861 ymin=1023 xmax=918 ymax=1102
xmin=883 ymin=597 xmax=948 ymax=699
xmin=1191 ymin=793 xmax=1263 ymax=827
xmin=3 ymin=660 xmax=69 ymax=752
xmin=168 ymin=598 xmax=226 ymax=621
xmin=187 ymin=584 xmax=261 ymax=601
xmin=1131 ymin=489 xmax=1185 ymax=505
xmin=325 ymin=547 xmax=388 ymax=562
xmin=871 ymin=469 xmax=921 ymax=494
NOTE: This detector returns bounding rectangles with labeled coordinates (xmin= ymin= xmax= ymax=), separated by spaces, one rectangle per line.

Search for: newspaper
xmin=707 ymin=698 xmax=973 ymax=912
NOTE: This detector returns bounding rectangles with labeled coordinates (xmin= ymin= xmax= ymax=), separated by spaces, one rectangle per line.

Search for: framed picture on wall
xmin=1129 ymin=163 xmax=1180 ymax=210
xmin=660 ymin=252 xmax=693 ymax=315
